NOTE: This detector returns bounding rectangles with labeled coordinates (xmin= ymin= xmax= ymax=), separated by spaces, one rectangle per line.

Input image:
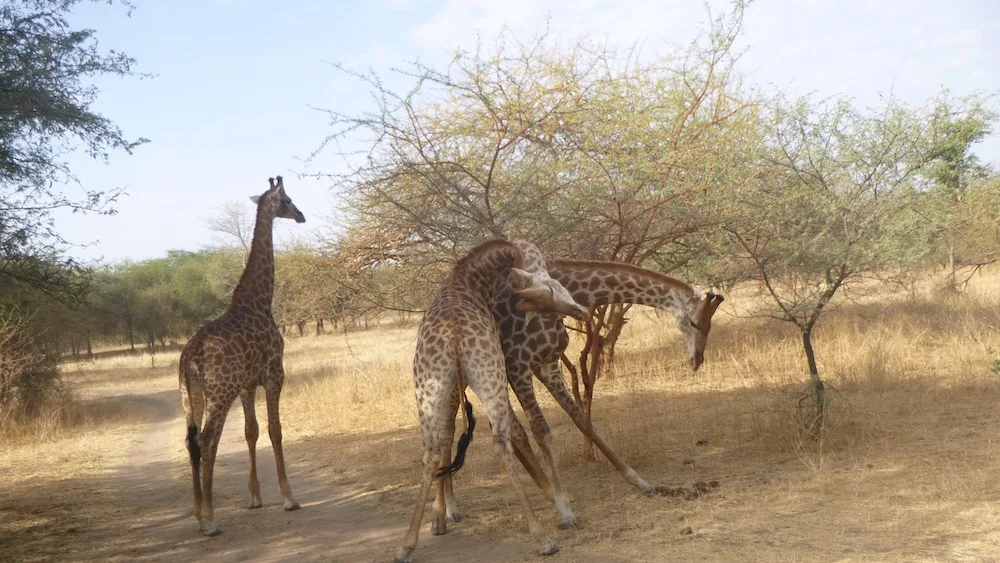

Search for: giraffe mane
xmin=549 ymin=259 xmax=697 ymax=296
xmin=453 ymin=238 xmax=524 ymax=273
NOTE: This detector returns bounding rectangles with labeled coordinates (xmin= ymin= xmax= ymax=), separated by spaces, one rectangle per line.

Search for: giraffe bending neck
xmin=547 ymin=259 xmax=699 ymax=317
xmin=230 ymin=200 xmax=275 ymax=309
xmin=450 ymin=239 xmax=524 ymax=303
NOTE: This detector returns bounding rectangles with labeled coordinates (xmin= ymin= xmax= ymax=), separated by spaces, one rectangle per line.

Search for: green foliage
xmin=0 ymin=0 xmax=147 ymax=296
xmin=87 ymin=250 xmax=234 ymax=350
xmin=912 ymin=93 xmax=1000 ymax=290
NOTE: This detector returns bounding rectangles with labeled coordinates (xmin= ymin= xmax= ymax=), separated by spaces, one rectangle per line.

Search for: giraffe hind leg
xmin=396 ymin=450 xmax=442 ymax=563
xmin=433 ymin=391 xmax=460 ymax=535
xmin=264 ymin=380 xmax=300 ymax=511
xmin=441 ymin=400 xmax=555 ymax=527
xmin=198 ymin=402 xmax=231 ymax=536
xmin=180 ymin=366 xmax=205 ymax=526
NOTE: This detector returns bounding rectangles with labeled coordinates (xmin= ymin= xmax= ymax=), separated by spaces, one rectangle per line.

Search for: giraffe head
xmin=678 ymin=291 xmax=725 ymax=371
xmin=249 ymin=176 xmax=306 ymax=223
xmin=509 ymin=268 xmax=589 ymax=322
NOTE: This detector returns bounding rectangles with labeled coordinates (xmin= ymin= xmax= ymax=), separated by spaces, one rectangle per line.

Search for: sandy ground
xmin=0 ymin=382 xmax=619 ymax=563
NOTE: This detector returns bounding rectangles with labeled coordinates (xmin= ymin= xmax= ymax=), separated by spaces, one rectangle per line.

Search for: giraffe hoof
xmin=431 ymin=514 xmax=448 ymax=536
xmin=446 ymin=512 xmax=461 ymax=523
xmin=538 ymin=538 xmax=559 ymax=556
xmin=200 ymin=524 xmax=222 ymax=537
xmin=248 ymin=496 xmax=263 ymax=509
xmin=558 ymin=519 xmax=581 ymax=531
xmin=394 ymin=548 xmax=413 ymax=563
xmin=283 ymin=500 xmax=301 ymax=511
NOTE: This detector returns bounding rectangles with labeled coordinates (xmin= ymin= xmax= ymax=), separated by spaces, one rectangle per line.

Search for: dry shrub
xmin=0 ymin=312 xmax=74 ymax=443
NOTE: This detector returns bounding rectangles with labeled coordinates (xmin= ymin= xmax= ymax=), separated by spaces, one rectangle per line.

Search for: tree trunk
xmin=946 ymin=244 xmax=957 ymax=291
xmin=603 ymin=304 xmax=632 ymax=373
xmin=315 ymin=318 xmax=325 ymax=336
xmin=86 ymin=334 xmax=93 ymax=359
xmin=578 ymin=321 xmax=606 ymax=461
xmin=801 ymin=329 xmax=826 ymax=431
xmin=126 ymin=317 xmax=135 ymax=352
xmin=296 ymin=321 xmax=305 ymax=337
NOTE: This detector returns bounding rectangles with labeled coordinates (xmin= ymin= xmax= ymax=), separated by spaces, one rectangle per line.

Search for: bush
xmin=0 ymin=312 xmax=64 ymax=421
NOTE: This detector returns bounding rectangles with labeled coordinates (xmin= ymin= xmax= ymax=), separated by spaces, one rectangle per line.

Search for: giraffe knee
xmin=530 ymin=417 xmax=551 ymax=440
xmin=245 ymin=420 xmax=259 ymax=442
xmin=267 ymin=423 xmax=282 ymax=442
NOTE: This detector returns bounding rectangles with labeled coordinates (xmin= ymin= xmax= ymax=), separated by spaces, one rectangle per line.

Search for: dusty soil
xmin=0 ymin=383 xmax=617 ymax=563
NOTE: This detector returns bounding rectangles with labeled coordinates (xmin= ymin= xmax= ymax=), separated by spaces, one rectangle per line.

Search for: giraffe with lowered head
xmin=395 ymin=239 xmax=589 ymax=563
xmin=438 ymin=258 xmax=724 ymax=529
xmin=179 ymin=175 xmax=306 ymax=536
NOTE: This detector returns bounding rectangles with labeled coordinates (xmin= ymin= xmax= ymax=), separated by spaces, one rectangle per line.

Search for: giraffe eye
xmin=689 ymin=319 xmax=699 ymax=330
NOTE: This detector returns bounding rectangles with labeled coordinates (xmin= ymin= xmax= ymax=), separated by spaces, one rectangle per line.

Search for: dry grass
xmin=4 ymin=269 xmax=1000 ymax=561
xmin=274 ymin=268 xmax=1000 ymax=562
xmin=0 ymin=346 xmax=181 ymax=449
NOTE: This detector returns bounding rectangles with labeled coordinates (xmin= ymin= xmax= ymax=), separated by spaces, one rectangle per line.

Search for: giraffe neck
xmin=450 ymin=239 xmax=524 ymax=304
xmin=547 ymin=259 xmax=698 ymax=318
xmin=230 ymin=201 xmax=275 ymax=311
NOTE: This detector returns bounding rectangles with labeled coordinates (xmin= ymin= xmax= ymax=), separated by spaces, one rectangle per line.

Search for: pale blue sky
xmin=56 ymin=0 xmax=1000 ymax=263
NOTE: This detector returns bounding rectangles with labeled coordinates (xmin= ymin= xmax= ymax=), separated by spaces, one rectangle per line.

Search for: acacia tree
xmin=0 ymin=0 xmax=147 ymax=296
xmin=917 ymin=94 xmax=998 ymax=290
xmin=313 ymin=3 xmax=755 ymax=456
xmin=714 ymin=94 xmax=959 ymax=429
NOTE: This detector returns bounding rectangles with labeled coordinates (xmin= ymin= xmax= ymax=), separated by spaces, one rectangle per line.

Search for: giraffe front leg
xmin=264 ymin=379 xmax=300 ymax=511
xmin=495 ymin=423 xmax=559 ymax=556
xmin=536 ymin=362 xmax=656 ymax=495
xmin=520 ymin=396 xmax=578 ymax=529
xmin=508 ymin=405 xmax=555 ymax=500
xmin=241 ymin=388 xmax=263 ymax=509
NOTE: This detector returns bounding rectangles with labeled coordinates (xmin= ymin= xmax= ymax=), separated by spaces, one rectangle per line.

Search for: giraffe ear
xmin=249 ymin=195 xmax=261 ymax=204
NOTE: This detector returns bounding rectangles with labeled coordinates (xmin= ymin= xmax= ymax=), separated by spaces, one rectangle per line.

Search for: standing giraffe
xmin=438 ymin=257 xmax=724 ymax=529
xmin=395 ymin=239 xmax=589 ymax=563
xmin=179 ymin=176 xmax=306 ymax=536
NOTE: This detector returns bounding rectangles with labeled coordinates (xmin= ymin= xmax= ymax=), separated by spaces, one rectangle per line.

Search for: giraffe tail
xmin=437 ymin=350 xmax=476 ymax=478
xmin=186 ymin=423 xmax=201 ymax=474
xmin=180 ymin=357 xmax=203 ymax=481
xmin=438 ymin=400 xmax=475 ymax=478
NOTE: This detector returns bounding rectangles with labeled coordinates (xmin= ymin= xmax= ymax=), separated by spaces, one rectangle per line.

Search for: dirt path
xmin=52 ymin=385 xmax=619 ymax=562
